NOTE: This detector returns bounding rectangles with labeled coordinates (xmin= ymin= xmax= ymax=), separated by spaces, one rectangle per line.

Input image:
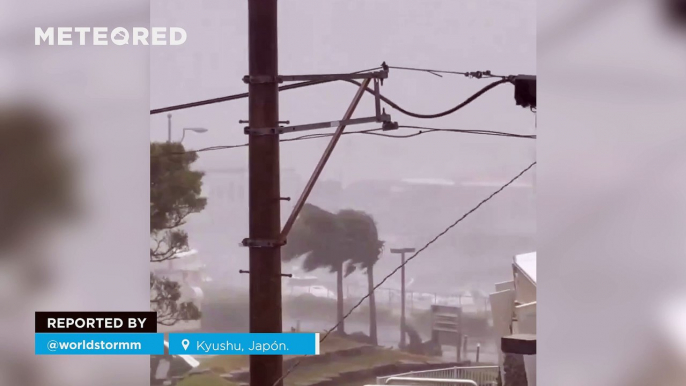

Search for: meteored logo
xmin=35 ymin=27 xmax=187 ymax=46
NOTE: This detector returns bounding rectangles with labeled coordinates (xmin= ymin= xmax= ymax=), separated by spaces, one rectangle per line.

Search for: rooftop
xmin=514 ymin=252 xmax=536 ymax=284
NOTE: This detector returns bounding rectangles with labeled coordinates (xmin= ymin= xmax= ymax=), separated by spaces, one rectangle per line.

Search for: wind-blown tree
xmin=283 ymin=204 xmax=355 ymax=334
xmin=150 ymin=142 xmax=206 ymax=325
xmin=283 ymin=204 xmax=384 ymax=339
xmin=338 ymin=209 xmax=384 ymax=345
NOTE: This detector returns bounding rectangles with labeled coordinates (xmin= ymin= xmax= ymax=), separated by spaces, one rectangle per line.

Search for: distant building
xmin=196 ymin=167 xmax=248 ymax=228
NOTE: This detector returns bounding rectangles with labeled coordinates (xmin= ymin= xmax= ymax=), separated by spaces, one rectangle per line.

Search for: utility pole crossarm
xmin=243 ymin=70 xmax=395 ymax=137
xmin=390 ymin=248 xmax=416 ymax=254
xmin=279 ymin=78 xmax=371 ymax=241
xmin=242 ymin=70 xmax=388 ymax=85
xmin=245 ymin=115 xmax=391 ymax=136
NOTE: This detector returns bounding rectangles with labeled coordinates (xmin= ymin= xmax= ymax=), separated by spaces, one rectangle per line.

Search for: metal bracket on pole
xmin=243 ymin=68 xmax=391 ymax=136
xmin=242 ymin=75 xmax=283 ymax=84
xmin=239 ymin=269 xmax=292 ymax=278
xmin=279 ymin=78 xmax=372 ymax=240
xmin=242 ymin=70 xmax=388 ymax=85
xmin=244 ymin=114 xmax=391 ymax=135
xmin=240 ymin=238 xmax=286 ymax=248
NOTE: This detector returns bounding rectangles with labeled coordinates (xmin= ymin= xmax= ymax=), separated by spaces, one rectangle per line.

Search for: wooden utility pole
xmin=247 ymin=0 xmax=282 ymax=386
xmin=390 ymin=247 xmax=415 ymax=348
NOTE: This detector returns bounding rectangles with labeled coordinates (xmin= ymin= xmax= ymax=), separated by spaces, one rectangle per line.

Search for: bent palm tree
xmin=283 ymin=204 xmax=384 ymax=341
xmin=283 ymin=204 xmax=354 ymax=334
xmin=338 ymin=209 xmax=384 ymax=345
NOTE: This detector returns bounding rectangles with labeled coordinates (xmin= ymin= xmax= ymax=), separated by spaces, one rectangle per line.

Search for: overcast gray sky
xmin=149 ymin=0 xmax=536 ymax=185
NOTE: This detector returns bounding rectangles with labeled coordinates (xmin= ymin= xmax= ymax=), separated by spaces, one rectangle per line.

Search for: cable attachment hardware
xmin=242 ymin=75 xmax=283 ymax=84
xmin=240 ymin=238 xmax=286 ymax=248
xmin=239 ymin=270 xmax=293 ymax=278
xmin=382 ymin=120 xmax=399 ymax=131
xmin=381 ymin=62 xmax=389 ymax=85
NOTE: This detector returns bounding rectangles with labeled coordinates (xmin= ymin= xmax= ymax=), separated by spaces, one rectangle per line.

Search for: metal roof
xmin=514 ymin=252 xmax=536 ymax=284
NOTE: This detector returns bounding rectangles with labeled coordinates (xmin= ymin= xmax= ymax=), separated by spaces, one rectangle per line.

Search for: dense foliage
xmin=283 ymin=203 xmax=383 ymax=342
xmin=150 ymin=142 xmax=207 ymax=325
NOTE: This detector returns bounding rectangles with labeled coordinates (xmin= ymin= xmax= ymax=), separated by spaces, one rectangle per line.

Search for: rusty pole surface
xmin=247 ymin=1 xmax=282 ymax=386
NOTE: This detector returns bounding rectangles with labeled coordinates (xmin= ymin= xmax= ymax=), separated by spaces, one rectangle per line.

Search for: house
xmin=489 ymin=252 xmax=536 ymax=386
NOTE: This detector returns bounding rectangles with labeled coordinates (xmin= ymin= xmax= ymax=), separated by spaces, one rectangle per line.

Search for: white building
xmin=489 ymin=252 xmax=536 ymax=386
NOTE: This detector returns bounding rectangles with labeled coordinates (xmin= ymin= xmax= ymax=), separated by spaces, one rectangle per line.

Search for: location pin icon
xmin=181 ymin=339 xmax=190 ymax=351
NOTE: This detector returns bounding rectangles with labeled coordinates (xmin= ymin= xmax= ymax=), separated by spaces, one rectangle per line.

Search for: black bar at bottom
xmin=35 ymin=311 xmax=157 ymax=333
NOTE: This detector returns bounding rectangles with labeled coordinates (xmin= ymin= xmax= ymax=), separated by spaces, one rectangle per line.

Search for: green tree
xmin=150 ymin=142 xmax=207 ymax=325
xmin=283 ymin=204 xmax=353 ymax=334
xmin=283 ymin=204 xmax=383 ymax=339
xmin=338 ymin=209 xmax=384 ymax=345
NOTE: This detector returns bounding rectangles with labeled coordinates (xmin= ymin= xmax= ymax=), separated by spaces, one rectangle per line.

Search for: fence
xmin=377 ymin=365 xmax=499 ymax=386
xmin=287 ymin=283 xmax=489 ymax=312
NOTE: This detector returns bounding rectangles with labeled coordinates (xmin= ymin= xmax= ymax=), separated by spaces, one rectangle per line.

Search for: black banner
xmin=35 ymin=312 xmax=157 ymax=333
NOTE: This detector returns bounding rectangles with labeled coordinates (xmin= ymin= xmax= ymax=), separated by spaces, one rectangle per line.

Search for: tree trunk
xmin=367 ymin=266 xmax=378 ymax=345
xmin=336 ymin=263 xmax=345 ymax=334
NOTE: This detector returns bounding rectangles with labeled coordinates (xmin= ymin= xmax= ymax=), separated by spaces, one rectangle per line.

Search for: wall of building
xmin=514 ymin=268 xmax=536 ymax=304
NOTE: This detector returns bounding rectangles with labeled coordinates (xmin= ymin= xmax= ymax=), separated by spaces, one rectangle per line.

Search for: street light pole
xmin=167 ymin=113 xmax=172 ymax=142
xmin=166 ymin=113 xmax=208 ymax=143
xmin=181 ymin=128 xmax=209 ymax=143
xmin=390 ymin=247 xmax=415 ymax=348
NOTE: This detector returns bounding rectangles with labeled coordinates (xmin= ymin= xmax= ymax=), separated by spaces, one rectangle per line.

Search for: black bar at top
xmin=35 ymin=312 xmax=157 ymax=333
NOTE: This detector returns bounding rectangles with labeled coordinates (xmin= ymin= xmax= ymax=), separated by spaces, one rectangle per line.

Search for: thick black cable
xmin=272 ymin=161 xmax=537 ymax=386
xmin=344 ymin=78 xmax=511 ymax=119
xmin=150 ymin=67 xmax=512 ymax=117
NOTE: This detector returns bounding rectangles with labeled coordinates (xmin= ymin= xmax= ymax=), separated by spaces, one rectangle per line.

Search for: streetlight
xmin=166 ymin=114 xmax=209 ymax=142
xmin=181 ymin=128 xmax=208 ymax=142
xmin=390 ymin=247 xmax=416 ymax=348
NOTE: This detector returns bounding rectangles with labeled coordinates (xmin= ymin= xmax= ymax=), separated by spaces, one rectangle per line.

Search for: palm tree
xmin=283 ymin=204 xmax=355 ymax=334
xmin=283 ymin=204 xmax=384 ymax=340
xmin=337 ymin=209 xmax=384 ymax=345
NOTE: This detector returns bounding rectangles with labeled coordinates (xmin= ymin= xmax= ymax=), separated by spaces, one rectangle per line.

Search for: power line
xmin=397 ymin=125 xmax=534 ymax=139
xmin=387 ymin=65 xmax=509 ymax=79
xmin=272 ymin=161 xmax=537 ymax=386
xmin=152 ymin=125 xmax=534 ymax=158
xmin=150 ymin=66 xmax=514 ymax=116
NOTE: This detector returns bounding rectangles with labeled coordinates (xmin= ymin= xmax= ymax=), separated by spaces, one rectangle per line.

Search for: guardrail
xmin=384 ymin=376 xmax=478 ymax=386
xmin=376 ymin=365 xmax=499 ymax=386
